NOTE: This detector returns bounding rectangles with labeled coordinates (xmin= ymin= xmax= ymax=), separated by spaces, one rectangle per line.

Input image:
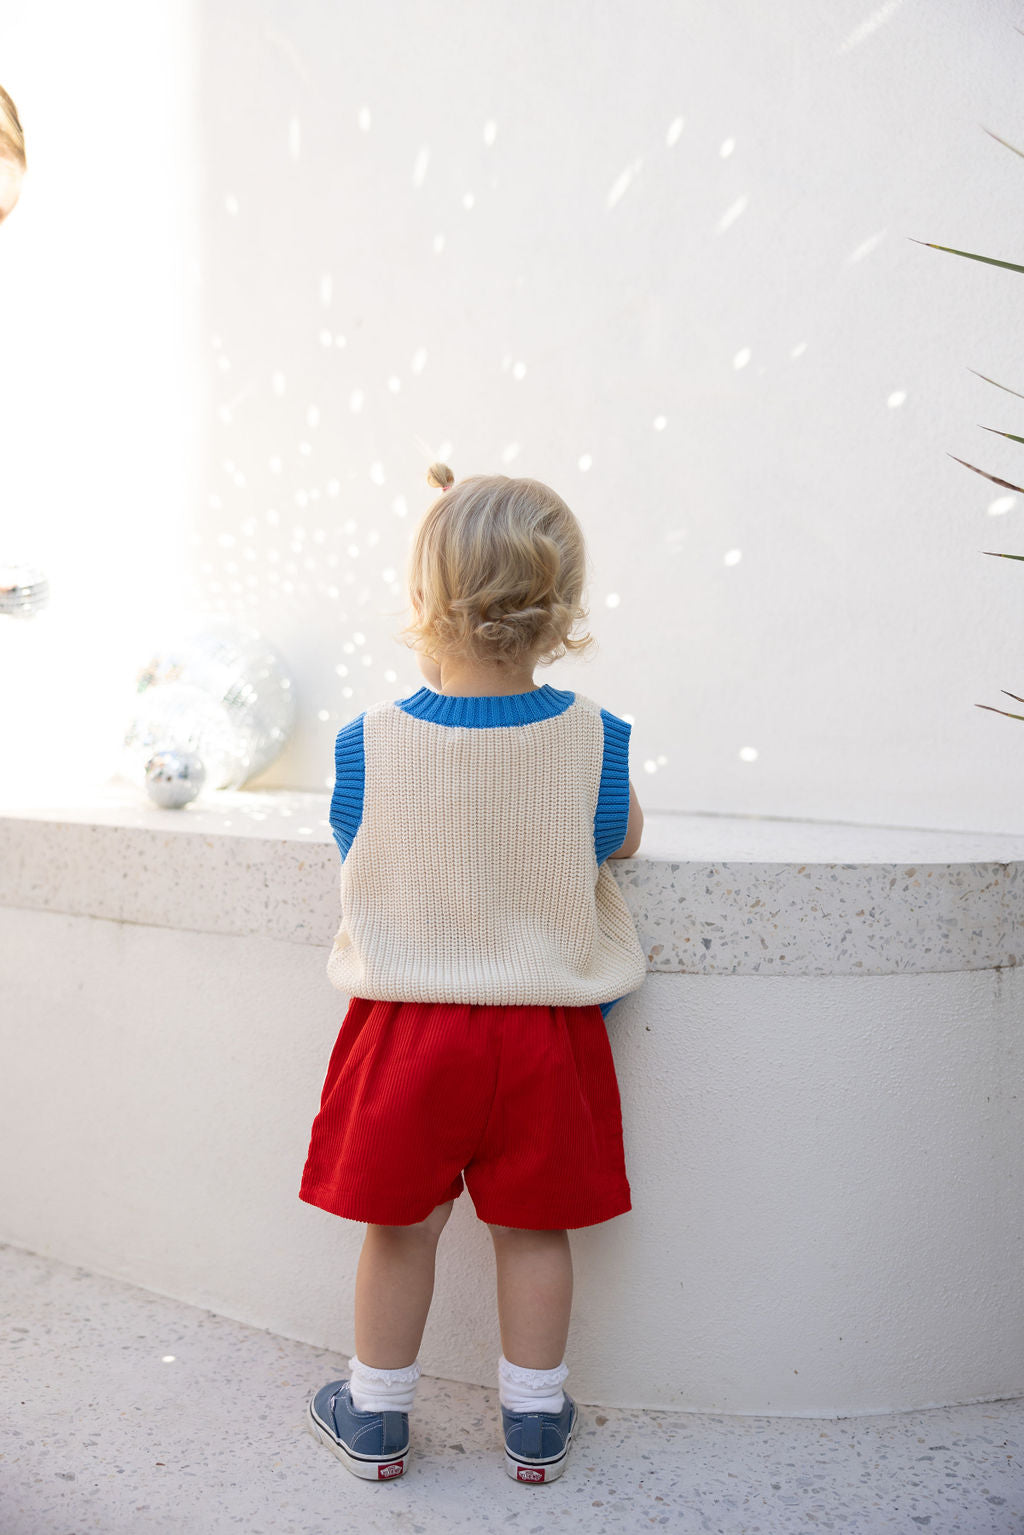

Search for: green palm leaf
xmin=909 ymin=237 xmax=1024 ymax=275
xmin=948 ymin=453 xmax=1024 ymax=493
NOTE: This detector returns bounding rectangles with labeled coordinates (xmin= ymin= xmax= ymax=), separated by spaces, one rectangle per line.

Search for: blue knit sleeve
xmin=329 ymin=712 xmax=366 ymax=862
xmin=594 ymin=708 xmax=632 ymax=865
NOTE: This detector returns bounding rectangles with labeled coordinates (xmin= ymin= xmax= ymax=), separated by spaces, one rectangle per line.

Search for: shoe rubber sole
xmin=307 ymin=1396 xmax=409 ymax=1481
xmin=504 ymin=1415 xmax=575 ymax=1484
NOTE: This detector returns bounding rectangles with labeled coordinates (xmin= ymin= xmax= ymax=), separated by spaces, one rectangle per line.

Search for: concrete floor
xmin=1 ymin=1242 xmax=1021 ymax=1535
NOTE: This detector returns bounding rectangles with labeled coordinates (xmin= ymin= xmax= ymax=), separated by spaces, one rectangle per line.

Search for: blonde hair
xmin=397 ymin=462 xmax=597 ymax=671
xmin=0 ymin=84 xmax=26 ymax=169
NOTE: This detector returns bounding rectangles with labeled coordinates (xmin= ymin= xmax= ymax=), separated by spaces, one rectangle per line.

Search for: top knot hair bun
xmin=426 ymin=462 xmax=454 ymax=492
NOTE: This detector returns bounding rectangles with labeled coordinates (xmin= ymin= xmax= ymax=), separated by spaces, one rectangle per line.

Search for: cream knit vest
xmin=325 ymin=684 xmax=648 ymax=1012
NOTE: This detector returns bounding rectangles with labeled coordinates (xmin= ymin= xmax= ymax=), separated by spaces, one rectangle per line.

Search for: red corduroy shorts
xmin=298 ymin=996 xmax=631 ymax=1230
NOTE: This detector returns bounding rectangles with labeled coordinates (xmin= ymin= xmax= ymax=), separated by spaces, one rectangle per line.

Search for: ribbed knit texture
xmin=325 ymin=687 xmax=647 ymax=1011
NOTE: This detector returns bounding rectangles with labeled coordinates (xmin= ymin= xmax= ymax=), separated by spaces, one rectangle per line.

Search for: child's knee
xmin=487 ymin=1222 xmax=566 ymax=1240
xmin=374 ymin=1199 xmax=454 ymax=1240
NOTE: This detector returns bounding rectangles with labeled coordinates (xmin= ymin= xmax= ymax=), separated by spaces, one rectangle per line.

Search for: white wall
xmin=1 ymin=1 xmax=204 ymax=796
xmin=4 ymin=0 xmax=1024 ymax=829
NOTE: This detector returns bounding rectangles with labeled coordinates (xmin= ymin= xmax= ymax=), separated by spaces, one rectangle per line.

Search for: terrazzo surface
xmin=2 ymin=1242 xmax=1021 ymax=1535
xmin=2 ymin=787 xmax=1023 ymax=976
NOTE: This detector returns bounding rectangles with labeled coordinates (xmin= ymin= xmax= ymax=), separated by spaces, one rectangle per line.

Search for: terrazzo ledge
xmin=1 ymin=779 xmax=1022 ymax=976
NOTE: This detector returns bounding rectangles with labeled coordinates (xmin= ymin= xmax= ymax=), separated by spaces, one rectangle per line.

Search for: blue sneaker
xmin=307 ymin=1378 xmax=410 ymax=1481
xmin=501 ymin=1392 xmax=577 ymax=1483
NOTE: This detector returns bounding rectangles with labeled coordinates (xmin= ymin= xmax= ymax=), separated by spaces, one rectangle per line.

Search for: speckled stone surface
xmin=2 ymin=1241 xmax=1021 ymax=1535
xmin=2 ymin=780 xmax=1023 ymax=975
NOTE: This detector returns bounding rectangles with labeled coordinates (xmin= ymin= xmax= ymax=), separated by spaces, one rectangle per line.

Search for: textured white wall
xmin=2 ymin=1 xmax=1023 ymax=823
xmin=2 ymin=903 xmax=1021 ymax=1415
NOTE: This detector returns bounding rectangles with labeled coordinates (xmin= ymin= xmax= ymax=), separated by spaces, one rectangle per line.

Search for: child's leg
xmin=487 ymin=1225 xmax=573 ymax=1369
xmin=354 ymin=1199 xmax=454 ymax=1369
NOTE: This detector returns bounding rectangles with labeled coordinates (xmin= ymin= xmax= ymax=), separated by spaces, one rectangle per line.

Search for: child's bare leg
xmin=487 ymin=1225 xmax=573 ymax=1369
xmin=354 ymin=1199 xmax=454 ymax=1368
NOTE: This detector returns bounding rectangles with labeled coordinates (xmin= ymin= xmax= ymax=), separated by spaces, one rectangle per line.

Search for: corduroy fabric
xmin=325 ymin=688 xmax=647 ymax=1012
xmin=298 ymin=995 xmax=632 ymax=1229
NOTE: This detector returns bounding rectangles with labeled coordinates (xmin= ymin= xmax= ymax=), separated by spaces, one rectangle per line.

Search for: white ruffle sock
xmin=498 ymin=1354 xmax=569 ymax=1415
xmin=348 ymin=1354 xmax=422 ymax=1414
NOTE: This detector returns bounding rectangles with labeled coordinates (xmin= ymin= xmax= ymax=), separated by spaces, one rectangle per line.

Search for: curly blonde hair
xmin=0 ymin=84 xmax=25 ymax=169
xmin=396 ymin=462 xmax=597 ymax=671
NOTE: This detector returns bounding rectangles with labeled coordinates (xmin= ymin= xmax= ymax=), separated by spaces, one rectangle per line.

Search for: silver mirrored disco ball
xmin=122 ymin=615 xmax=296 ymax=802
xmin=144 ymin=748 xmax=207 ymax=809
xmin=0 ymin=562 xmax=50 ymax=618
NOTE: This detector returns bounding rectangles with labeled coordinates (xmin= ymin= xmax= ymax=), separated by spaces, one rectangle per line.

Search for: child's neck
xmin=436 ymin=659 xmax=540 ymax=698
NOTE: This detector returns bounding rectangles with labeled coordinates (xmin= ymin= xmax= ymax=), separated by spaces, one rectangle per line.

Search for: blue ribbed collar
xmin=396 ymin=683 xmax=576 ymax=728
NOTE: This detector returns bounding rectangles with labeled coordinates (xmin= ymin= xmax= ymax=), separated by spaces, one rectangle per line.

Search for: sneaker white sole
xmin=307 ymin=1397 xmax=409 ymax=1481
xmin=504 ymin=1419 xmax=575 ymax=1484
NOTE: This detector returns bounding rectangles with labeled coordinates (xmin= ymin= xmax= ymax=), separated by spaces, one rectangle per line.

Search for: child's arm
xmin=607 ymin=780 xmax=643 ymax=859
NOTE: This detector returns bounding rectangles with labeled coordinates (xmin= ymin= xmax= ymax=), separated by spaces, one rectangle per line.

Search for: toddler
xmin=299 ymin=462 xmax=646 ymax=1483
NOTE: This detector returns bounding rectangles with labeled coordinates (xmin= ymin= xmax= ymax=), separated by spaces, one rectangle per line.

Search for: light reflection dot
xmin=733 ymin=347 xmax=751 ymax=370
xmin=272 ymin=372 xmax=285 ymax=396
xmin=512 ymin=361 xmax=527 ymax=381
xmin=656 ymin=755 xmax=668 ymax=766
xmin=606 ymin=592 xmax=621 ymax=608
xmin=225 ymin=194 xmax=239 ymax=216
xmin=327 ymin=585 xmax=339 ymax=599
xmin=319 ymin=329 xmax=332 ymax=347
xmin=307 ymin=406 xmax=320 ymax=428
xmin=335 ymin=663 xmax=349 ymax=676
xmin=653 ymin=415 xmax=667 ymax=430
xmin=385 ymin=668 xmax=398 ymax=682
xmin=484 ymin=120 xmax=497 ymax=147
xmin=886 ymin=390 xmax=906 ymax=409
xmin=578 ymin=454 xmax=593 ymax=471
xmin=370 ymin=462 xmax=385 ymax=485
xmin=433 ymin=234 xmax=445 ymax=254
xmin=988 ymin=495 xmax=1016 ymax=517
xmin=462 ymin=192 xmax=475 ymax=210
xmin=393 ymin=495 xmax=408 ymax=517
xmin=388 ymin=377 xmax=401 ymax=393
xmin=412 ymin=348 xmax=427 ymax=373
xmin=358 ymin=106 xmax=371 ymax=132
xmin=317 ymin=709 xmax=330 ymax=722
xmin=162 ymin=1355 xmax=176 ymax=1364
xmin=327 ymin=479 xmax=340 ymax=497
xmin=724 ymin=548 xmax=742 ymax=566
xmin=350 ymin=389 xmax=365 ymax=413
xmin=299 ymin=442 xmax=312 ymax=457
xmin=643 ymin=759 xmax=658 ymax=774
xmin=666 ymin=116 xmax=685 ymax=146
xmin=790 ymin=342 xmax=808 ymax=359
xmin=501 ymin=442 xmax=520 ymax=463
xmin=739 ymin=746 xmax=759 ymax=762
xmin=720 ymin=137 xmax=736 ymax=158
xmin=382 ymin=566 xmax=396 ymax=582
xmin=334 ymin=334 xmax=347 ymax=348
xmin=269 ymin=456 xmax=282 ymax=474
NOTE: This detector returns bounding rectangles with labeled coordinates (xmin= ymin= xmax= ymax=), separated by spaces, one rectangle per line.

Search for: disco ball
xmin=122 ymin=615 xmax=297 ymax=803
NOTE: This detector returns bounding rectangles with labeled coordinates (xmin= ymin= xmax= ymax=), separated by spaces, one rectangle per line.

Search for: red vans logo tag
xmin=517 ymin=1466 xmax=545 ymax=1482
xmin=379 ymin=1461 xmax=404 ymax=1479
